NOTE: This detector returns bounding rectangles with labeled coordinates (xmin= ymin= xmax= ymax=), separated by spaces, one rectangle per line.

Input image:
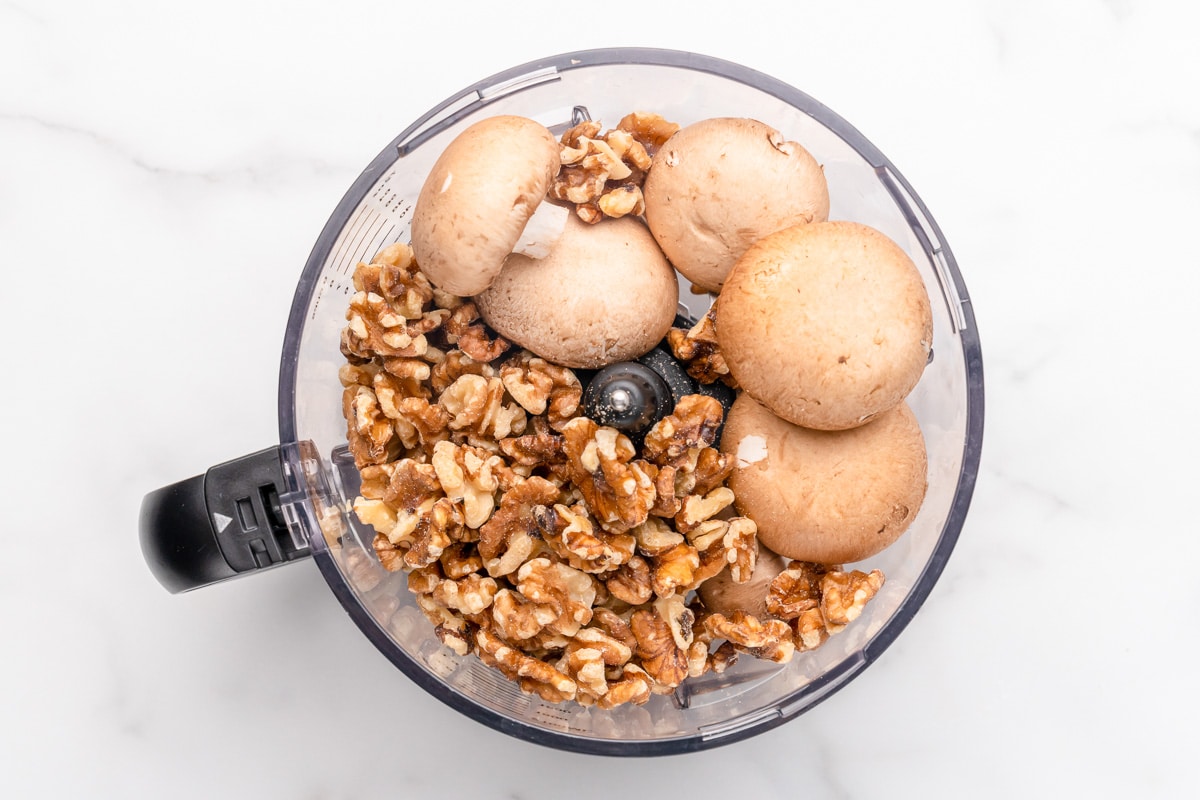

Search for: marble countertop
xmin=3 ymin=0 xmax=1197 ymax=796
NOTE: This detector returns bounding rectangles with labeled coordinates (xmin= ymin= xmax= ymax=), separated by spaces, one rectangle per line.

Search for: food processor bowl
xmin=140 ymin=48 xmax=984 ymax=756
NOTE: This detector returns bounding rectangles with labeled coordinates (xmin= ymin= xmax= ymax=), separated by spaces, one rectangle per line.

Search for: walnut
xmin=558 ymin=119 xmax=602 ymax=160
xmin=616 ymin=111 xmax=680 ymax=155
xmin=601 ymin=127 xmax=653 ymax=171
xmin=439 ymin=374 xmax=526 ymax=441
xmin=435 ymin=624 xmax=472 ymax=657
xmin=341 ymin=289 xmax=429 ymax=360
xmin=765 ymin=563 xmax=885 ymax=651
xmin=353 ymin=459 xmax=442 ymax=548
xmin=353 ymin=495 xmax=398 ymax=536
xmin=390 ymin=396 xmax=451 ymax=453
xmin=355 ymin=243 xmax=435 ymax=317
xmin=686 ymin=530 xmax=731 ymax=591
xmin=650 ymin=542 xmax=700 ymax=598
xmin=682 ymin=610 xmax=742 ymax=677
xmin=666 ymin=305 xmax=737 ymax=388
xmin=431 ymin=286 xmax=464 ymax=311
xmin=406 ymin=563 xmax=442 ymax=595
xmin=552 ymin=166 xmax=609 ymax=208
xmin=515 ymin=558 xmax=596 ymax=637
xmin=439 ymin=542 xmax=483 ymax=579
xmin=338 ymin=361 xmax=378 ymax=388
xmin=703 ymin=611 xmax=795 ymax=664
xmin=675 ymin=486 xmax=735 ymax=534
xmin=590 ymin=607 xmax=638 ymax=652
xmin=631 ymin=607 xmax=689 ymax=690
xmin=403 ymin=497 xmax=464 ymax=569
xmin=710 ymin=641 xmax=740 ymax=673
xmin=821 ymin=569 xmax=885 ymax=631
xmin=561 ymin=417 xmax=655 ymax=533
xmin=794 ymin=608 xmax=829 ymax=652
xmin=443 ymin=302 xmax=510 ymax=363
xmin=575 ymin=203 xmax=604 ymax=225
xmin=604 ymin=555 xmax=653 ymax=606
xmin=654 ymin=594 xmax=695 ymax=650
xmin=408 ymin=307 xmax=453 ymax=337
xmin=596 ymin=184 xmax=645 ymax=218
xmin=632 ymin=516 xmax=685 ymax=556
xmin=413 ymin=593 xmax=472 ymax=658
xmin=485 ymin=529 xmax=538 ymax=579
xmin=533 ymin=503 xmax=635 ymax=574
xmin=474 ymin=626 xmax=576 ymax=703
xmin=371 ymin=532 xmax=406 ymax=573
xmin=595 ymin=663 xmax=653 ymax=709
xmin=499 ymin=352 xmax=583 ymax=431
xmin=689 ymin=446 xmax=736 ymax=496
xmin=482 ymin=453 xmax=529 ymax=490
xmin=430 ymin=349 xmax=496 ymax=394
xmin=343 ymin=385 xmax=396 ymax=468
xmin=524 ymin=628 xmax=573 ymax=656
xmin=572 ymin=626 xmax=633 ymax=667
xmin=553 ymin=116 xmax=671 ymax=223
xmin=491 ymin=588 xmax=555 ymax=641
xmin=476 ymin=475 xmax=557 ymax=566
xmin=642 ymin=394 xmax=724 ymax=469
xmin=431 ymin=573 xmax=498 ymax=616
xmin=766 ymin=561 xmax=825 ymax=620
xmin=499 ymin=425 xmax=565 ymax=470
xmin=686 ymin=640 xmax=710 ymax=678
xmin=431 ymin=440 xmax=501 ymax=529
xmin=648 ymin=465 xmax=682 ymax=518
xmin=562 ymin=644 xmax=610 ymax=699
xmin=685 ymin=519 xmax=728 ymax=553
xmin=362 ymin=458 xmax=440 ymax=510
xmin=723 ymin=517 xmax=758 ymax=584
xmin=563 ymin=627 xmax=634 ymax=701
xmin=374 ymin=359 xmax=431 ymax=405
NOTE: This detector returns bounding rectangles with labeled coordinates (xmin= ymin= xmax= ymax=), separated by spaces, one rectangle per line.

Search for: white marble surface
xmin=2 ymin=0 xmax=1198 ymax=796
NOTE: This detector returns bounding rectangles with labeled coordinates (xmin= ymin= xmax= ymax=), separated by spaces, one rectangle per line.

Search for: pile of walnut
xmin=550 ymin=111 xmax=680 ymax=224
xmin=339 ymin=241 xmax=885 ymax=708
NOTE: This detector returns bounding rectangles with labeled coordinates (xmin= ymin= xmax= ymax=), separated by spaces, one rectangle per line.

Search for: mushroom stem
xmin=511 ymin=201 xmax=569 ymax=259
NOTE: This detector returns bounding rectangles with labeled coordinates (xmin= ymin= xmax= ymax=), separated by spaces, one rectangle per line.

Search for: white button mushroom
xmin=475 ymin=215 xmax=679 ymax=370
xmin=719 ymin=393 xmax=928 ymax=566
xmin=642 ymin=117 xmax=830 ymax=293
xmin=717 ymin=220 xmax=934 ymax=431
xmin=410 ymin=115 xmax=568 ymax=296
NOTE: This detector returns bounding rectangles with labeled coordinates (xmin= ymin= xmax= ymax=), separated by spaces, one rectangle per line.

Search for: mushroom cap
xmin=695 ymin=545 xmax=790 ymax=619
xmin=720 ymin=393 xmax=928 ymax=565
xmin=717 ymin=221 xmax=933 ymax=431
xmin=410 ymin=115 xmax=560 ymax=296
xmin=642 ymin=117 xmax=830 ymax=293
xmin=476 ymin=215 xmax=679 ymax=369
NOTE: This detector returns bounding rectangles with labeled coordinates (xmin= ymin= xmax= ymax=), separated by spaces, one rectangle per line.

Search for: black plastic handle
xmin=140 ymin=446 xmax=311 ymax=593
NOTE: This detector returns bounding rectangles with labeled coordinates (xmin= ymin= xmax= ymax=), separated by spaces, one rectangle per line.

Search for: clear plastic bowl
xmin=149 ymin=48 xmax=983 ymax=756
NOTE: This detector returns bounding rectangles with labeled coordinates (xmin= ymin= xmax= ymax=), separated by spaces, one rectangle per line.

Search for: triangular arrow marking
xmin=213 ymin=512 xmax=233 ymax=533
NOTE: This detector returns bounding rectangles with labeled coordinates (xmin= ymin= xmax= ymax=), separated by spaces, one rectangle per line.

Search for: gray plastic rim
xmin=277 ymin=47 xmax=985 ymax=757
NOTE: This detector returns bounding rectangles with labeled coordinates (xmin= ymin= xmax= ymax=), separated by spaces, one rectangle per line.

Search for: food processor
xmin=139 ymin=48 xmax=984 ymax=755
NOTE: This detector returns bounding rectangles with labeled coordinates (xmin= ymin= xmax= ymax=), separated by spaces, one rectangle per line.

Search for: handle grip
xmin=140 ymin=446 xmax=312 ymax=593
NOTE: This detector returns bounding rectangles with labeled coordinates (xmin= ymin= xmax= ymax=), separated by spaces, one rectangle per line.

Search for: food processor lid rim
xmin=277 ymin=47 xmax=986 ymax=755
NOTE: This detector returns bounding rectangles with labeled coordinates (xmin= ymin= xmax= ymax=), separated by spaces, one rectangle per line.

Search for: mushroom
xmin=475 ymin=215 xmax=679 ymax=369
xmin=719 ymin=393 xmax=928 ymax=565
xmin=696 ymin=545 xmax=790 ymax=619
xmin=642 ymin=117 xmax=829 ymax=293
xmin=410 ymin=115 xmax=568 ymax=296
xmin=717 ymin=220 xmax=933 ymax=431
